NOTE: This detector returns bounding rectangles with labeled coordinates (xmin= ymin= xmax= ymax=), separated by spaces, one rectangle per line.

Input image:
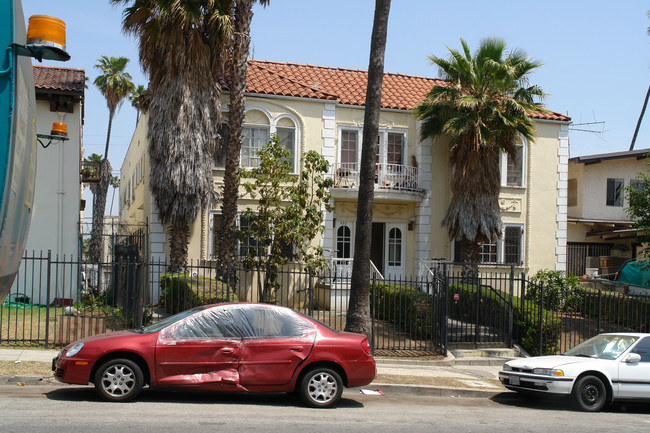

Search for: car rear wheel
xmin=572 ymin=375 xmax=607 ymax=412
xmin=94 ymin=358 xmax=143 ymax=402
xmin=300 ymin=367 xmax=343 ymax=408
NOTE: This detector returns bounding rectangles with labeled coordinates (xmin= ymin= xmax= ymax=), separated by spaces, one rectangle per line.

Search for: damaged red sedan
xmin=52 ymin=303 xmax=376 ymax=407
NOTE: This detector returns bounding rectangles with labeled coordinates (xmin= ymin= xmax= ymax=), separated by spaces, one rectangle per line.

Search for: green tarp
xmin=618 ymin=261 xmax=650 ymax=288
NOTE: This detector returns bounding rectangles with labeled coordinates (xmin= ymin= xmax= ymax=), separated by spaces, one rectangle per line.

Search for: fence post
xmin=538 ymin=281 xmax=544 ymax=356
xmin=475 ymin=275 xmax=481 ymax=344
xmin=597 ymin=288 xmax=602 ymax=334
xmin=44 ymin=250 xmax=52 ymax=349
xmin=307 ymin=267 xmax=313 ymax=316
xmin=442 ymin=263 xmax=448 ymax=356
xmin=508 ymin=265 xmax=514 ymax=348
xmin=370 ymin=275 xmax=376 ymax=355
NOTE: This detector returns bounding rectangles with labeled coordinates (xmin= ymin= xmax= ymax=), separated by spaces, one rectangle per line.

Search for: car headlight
xmin=532 ymin=368 xmax=564 ymax=377
xmin=65 ymin=342 xmax=84 ymax=358
xmin=503 ymin=365 xmax=512 ymax=371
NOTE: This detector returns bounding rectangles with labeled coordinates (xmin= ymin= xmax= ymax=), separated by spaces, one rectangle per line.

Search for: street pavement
xmin=0 ymin=347 xmax=512 ymax=398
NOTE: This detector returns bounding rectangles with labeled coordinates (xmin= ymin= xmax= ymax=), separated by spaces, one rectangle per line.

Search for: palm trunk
xmin=89 ymin=111 xmax=115 ymax=263
xmin=345 ymin=0 xmax=391 ymax=337
xmin=167 ymin=223 xmax=189 ymax=273
xmin=219 ymin=0 xmax=254 ymax=281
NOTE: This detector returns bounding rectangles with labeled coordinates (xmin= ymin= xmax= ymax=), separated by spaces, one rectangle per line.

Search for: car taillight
xmin=361 ymin=339 xmax=371 ymax=354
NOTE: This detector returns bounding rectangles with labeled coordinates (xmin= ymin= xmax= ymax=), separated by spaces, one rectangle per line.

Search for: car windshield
xmin=564 ymin=334 xmax=639 ymax=360
xmin=137 ymin=306 xmax=205 ymax=333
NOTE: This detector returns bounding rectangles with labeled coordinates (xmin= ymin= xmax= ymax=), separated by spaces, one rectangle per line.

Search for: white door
xmin=617 ymin=337 xmax=650 ymax=399
xmin=384 ymin=224 xmax=405 ymax=279
xmin=334 ymin=222 xmax=354 ymax=280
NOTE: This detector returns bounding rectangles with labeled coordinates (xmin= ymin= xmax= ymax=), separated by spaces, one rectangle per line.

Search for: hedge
xmin=373 ymin=282 xmax=434 ymax=340
xmin=160 ymin=274 xmax=238 ymax=314
xmin=449 ymin=283 xmax=561 ymax=356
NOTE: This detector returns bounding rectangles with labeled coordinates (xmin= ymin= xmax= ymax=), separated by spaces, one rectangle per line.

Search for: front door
xmin=371 ymin=223 xmax=385 ymax=276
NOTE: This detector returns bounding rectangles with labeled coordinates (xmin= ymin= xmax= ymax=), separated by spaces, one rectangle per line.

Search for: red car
xmin=52 ymin=303 xmax=376 ymax=407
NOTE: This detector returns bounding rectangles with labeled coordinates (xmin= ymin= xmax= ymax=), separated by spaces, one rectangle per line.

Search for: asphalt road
xmin=2 ymin=385 xmax=650 ymax=433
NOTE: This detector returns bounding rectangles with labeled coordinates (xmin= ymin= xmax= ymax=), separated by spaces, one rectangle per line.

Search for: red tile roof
xmin=33 ymin=65 xmax=85 ymax=94
xmin=238 ymin=60 xmax=571 ymax=122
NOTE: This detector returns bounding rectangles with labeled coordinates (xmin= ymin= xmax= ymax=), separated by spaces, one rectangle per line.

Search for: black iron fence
xmin=2 ymin=253 xmax=650 ymax=357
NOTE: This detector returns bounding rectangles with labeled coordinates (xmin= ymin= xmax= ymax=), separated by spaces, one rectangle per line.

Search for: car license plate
xmin=509 ymin=375 xmax=520 ymax=386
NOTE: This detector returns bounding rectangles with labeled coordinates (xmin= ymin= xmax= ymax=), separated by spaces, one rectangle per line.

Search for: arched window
xmin=242 ymin=110 xmax=270 ymax=168
xmin=336 ymin=225 xmax=352 ymax=259
xmin=276 ymin=116 xmax=296 ymax=170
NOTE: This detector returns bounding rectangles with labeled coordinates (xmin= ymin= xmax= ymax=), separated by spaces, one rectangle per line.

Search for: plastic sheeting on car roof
xmin=158 ymin=304 xmax=316 ymax=341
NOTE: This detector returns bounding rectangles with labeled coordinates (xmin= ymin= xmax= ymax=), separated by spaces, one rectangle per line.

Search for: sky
xmin=21 ymin=0 xmax=650 ymax=219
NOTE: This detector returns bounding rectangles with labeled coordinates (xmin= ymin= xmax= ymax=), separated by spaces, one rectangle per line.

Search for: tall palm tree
xmin=414 ymin=38 xmax=545 ymax=269
xmin=218 ymin=0 xmax=269 ymax=280
xmin=345 ymin=0 xmax=391 ymax=337
xmin=109 ymin=176 xmax=120 ymax=215
xmin=130 ymin=84 xmax=146 ymax=126
xmin=90 ymin=56 xmax=134 ymax=263
xmin=111 ymin=0 xmax=233 ymax=272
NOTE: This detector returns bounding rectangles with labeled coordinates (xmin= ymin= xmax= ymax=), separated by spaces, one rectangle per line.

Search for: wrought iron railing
xmin=332 ymin=162 xmax=420 ymax=192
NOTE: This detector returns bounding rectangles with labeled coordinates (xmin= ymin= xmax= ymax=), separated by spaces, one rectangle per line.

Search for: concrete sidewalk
xmin=0 ymin=347 xmax=512 ymax=398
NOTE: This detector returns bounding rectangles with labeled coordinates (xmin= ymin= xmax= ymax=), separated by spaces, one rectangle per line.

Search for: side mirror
xmin=625 ymin=353 xmax=642 ymax=363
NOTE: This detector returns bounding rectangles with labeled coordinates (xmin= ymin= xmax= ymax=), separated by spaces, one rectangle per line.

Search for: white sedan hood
xmin=506 ymin=355 xmax=600 ymax=370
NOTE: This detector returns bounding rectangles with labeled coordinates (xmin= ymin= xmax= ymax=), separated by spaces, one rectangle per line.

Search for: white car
xmin=499 ymin=333 xmax=650 ymax=411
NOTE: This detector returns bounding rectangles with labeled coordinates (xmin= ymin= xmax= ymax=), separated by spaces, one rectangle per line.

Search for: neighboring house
xmin=12 ymin=65 xmax=85 ymax=303
xmin=24 ymin=65 xmax=84 ymax=258
xmin=567 ymin=148 xmax=649 ymax=277
xmin=120 ymin=60 xmax=571 ymax=300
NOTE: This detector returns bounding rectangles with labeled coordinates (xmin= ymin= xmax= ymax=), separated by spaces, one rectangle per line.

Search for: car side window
xmin=632 ymin=337 xmax=650 ymax=362
xmin=171 ymin=309 xmax=226 ymax=339
xmin=240 ymin=307 xmax=306 ymax=338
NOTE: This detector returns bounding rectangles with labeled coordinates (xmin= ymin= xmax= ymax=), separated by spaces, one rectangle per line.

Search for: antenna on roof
xmin=569 ymin=121 xmax=605 ymax=135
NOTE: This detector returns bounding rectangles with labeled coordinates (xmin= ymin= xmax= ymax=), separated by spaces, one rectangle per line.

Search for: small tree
xmin=239 ymin=136 xmax=333 ymax=302
xmin=625 ymin=161 xmax=650 ymax=258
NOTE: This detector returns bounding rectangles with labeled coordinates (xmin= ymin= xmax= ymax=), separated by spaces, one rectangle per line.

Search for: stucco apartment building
xmin=567 ymin=148 xmax=649 ymax=277
xmin=120 ymin=60 xmax=571 ymax=285
xmin=24 ymin=66 xmax=85 ymax=259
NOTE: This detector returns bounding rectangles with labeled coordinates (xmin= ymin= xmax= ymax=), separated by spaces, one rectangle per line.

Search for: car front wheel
xmin=94 ymin=358 xmax=144 ymax=402
xmin=300 ymin=367 xmax=343 ymax=408
xmin=572 ymin=375 xmax=607 ymax=412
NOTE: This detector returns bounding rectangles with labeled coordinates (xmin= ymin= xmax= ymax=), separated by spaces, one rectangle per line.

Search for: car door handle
xmin=220 ymin=348 xmax=235 ymax=354
xmin=290 ymin=346 xmax=304 ymax=352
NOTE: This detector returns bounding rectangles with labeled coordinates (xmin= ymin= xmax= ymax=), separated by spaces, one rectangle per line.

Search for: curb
xmin=1 ymin=375 xmax=506 ymax=399
xmin=366 ymin=383 xmax=505 ymax=399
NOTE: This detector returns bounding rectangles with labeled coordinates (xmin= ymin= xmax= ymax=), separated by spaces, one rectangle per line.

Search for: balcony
xmin=331 ymin=162 xmax=423 ymax=201
xmin=80 ymin=160 xmax=100 ymax=184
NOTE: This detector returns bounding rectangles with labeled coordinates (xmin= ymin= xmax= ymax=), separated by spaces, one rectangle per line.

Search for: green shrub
xmin=374 ymin=282 xmax=434 ymax=339
xmin=160 ymin=274 xmax=238 ymax=314
xmin=526 ymin=269 xmax=582 ymax=312
xmin=449 ymin=283 xmax=561 ymax=356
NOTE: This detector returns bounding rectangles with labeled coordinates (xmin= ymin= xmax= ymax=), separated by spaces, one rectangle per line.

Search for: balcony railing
xmin=332 ymin=162 xmax=420 ymax=192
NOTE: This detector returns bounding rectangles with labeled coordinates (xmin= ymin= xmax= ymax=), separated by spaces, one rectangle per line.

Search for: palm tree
xmin=413 ymin=38 xmax=545 ymax=270
xmin=218 ymin=0 xmax=269 ymax=280
xmin=90 ymin=56 xmax=134 ymax=263
xmin=130 ymin=84 xmax=146 ymax=126
xmin=109 ymin=176 xmax=120 ymax=215
xmin=111 ymin=0 xmax=233 ymax=272
xmin=345 ymin=0 xmax=391 ymax=337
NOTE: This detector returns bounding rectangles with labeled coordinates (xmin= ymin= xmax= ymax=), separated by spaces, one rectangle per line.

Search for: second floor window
xmin=341 ymin=129 xmax=358 ymax=166
xmin=241 ymin=126 xmax=270 ymax=168
xmin=606 ymin=178 xmax=623 ymax=207
xmin=386 ymin=132 xmax=404 ymax=165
